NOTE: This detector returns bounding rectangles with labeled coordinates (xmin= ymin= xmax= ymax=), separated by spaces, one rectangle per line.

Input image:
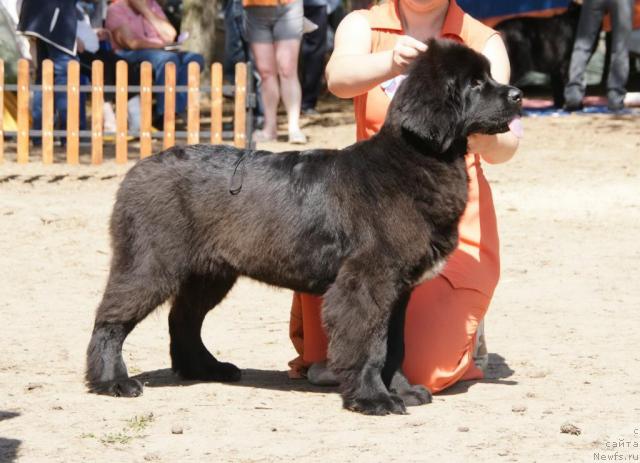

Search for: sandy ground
xmin=1 ymin=103 xmax=639 ymax=463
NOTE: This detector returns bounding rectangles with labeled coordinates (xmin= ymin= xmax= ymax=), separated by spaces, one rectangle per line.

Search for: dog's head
xmin=386 ymin=38 xmax=522 ymax=154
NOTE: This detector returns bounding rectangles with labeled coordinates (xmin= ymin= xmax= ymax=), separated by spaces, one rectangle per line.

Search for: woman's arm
xmin=325 ymin=12 xmax=427 ymax=99
xmin=128 ymin=0 xmax=177 ymax=44
xmin=467 ymin=33 xmax=520 ymax=164
xmin=112 ymin=26 xmax=166 ymax=50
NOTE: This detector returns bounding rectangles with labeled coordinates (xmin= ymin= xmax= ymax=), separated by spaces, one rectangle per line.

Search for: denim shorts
xmin=244 ymin=0 xmax=304 ymax=43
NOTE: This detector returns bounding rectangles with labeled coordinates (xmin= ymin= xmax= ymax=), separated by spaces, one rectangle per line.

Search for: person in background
xmin=106 ymin=0 xmax=204 ymax=128
xmin=17 ymin=0 xmax=87 ymax=140
xmin=0 ymin=0 xmax=31 ymax=60
xmin=223 ymin=0 xmax=265 ymax=129
xmin=564 ymin=0 xmax=634 ymax=112
xmin=300 ymin=0 xmax=328 ymax=116
xmin=79 ymin=0 xmax=107 ymax=27
xmin=326 ymin=0 xmax=346 ymax=51
xmin=288 ymin=0 xmax=521 ymax=393
xmin=244 ymin=0 xmax=307 ymax=143
xmin=76 ymin=0 xmax=118 ymax=132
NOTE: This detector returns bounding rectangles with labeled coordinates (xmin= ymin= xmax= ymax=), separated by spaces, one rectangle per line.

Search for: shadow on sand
xmin=133 ymin=352 xmax=516 ymax=397
xmin=0 ymin=411 xmax=21 ymax=463
xmin=439 ymin=353 xmax=517 ymax=395
xmin=133 ymin=367 xmax=336 ymax=394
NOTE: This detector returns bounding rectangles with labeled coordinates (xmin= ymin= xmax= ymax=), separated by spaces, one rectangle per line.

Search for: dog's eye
xmin=471 ymin=78 xmax=483 ymax=89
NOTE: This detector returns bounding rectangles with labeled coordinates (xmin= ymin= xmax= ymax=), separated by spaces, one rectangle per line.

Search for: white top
xmin=76 ymin=4 xmax=99 ymax=53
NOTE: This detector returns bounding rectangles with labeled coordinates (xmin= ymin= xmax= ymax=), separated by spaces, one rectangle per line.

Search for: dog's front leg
xmin=383 ymin=292 xmax=433 ymax=407
xmin=322 ymin=263 xmax=407 ymax=415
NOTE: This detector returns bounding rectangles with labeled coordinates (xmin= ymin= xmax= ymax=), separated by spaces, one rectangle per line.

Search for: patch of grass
xmin=127 ymin=413 xmax=154 ymax=432
xmin=100 ymin=432 xmax=133 ymax=445
xmin=81 ymin=413 xmax=155 ymax=446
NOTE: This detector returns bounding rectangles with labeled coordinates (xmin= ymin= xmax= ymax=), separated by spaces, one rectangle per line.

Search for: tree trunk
xmin=180 ymin=0 xmax=217 ymax=66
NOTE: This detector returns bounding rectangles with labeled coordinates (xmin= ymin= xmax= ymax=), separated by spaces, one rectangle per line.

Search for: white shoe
xmin=128 ymin=96 xmax=141 ymax=133
xmin=307 ymin=361 xmax=339 ymax=386
xmin=103 ymin=102 xmax=116 ymax=133
xmin=288 ymin=129 xmax=307 ymax=144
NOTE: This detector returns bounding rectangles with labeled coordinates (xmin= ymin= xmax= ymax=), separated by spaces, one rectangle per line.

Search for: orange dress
xmin=289 ymin=0 xmax=501 ymax=393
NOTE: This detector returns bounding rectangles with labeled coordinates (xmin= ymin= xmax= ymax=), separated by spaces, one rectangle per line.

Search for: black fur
xmin=85 ymin=39 xmax=522 ymax=415
xmin=496 ymin=2 xmax=581 ymax=108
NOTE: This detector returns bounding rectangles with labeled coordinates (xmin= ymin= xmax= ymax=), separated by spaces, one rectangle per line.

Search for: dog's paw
xmin=88 ymin=378 xmax=144 ymax=397
xmin=111 ymin=378 xmax=144 ymax=397
xmin=389 ymin=370 xmax=432 ymax=406
xmin=343 ymin=393 xmax=407 ymax=416
xmin=396 ymin=384 xmax=432 ymax=406
xmin=176 ymin=360 xmax=242 ymax=383
xmin=207 ymin=361 xmax=242 ymax=382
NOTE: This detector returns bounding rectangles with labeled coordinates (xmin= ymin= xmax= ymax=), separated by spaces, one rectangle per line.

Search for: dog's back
xmin=111 ymin=142 xmax=417 ymax=295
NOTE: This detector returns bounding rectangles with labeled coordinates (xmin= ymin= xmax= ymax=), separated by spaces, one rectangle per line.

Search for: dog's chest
xmin=413 ymin=258 xmax=447 ymax=286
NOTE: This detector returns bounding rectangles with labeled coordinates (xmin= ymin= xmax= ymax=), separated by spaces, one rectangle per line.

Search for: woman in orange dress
xmin=288 ymin=0 xmax=522 ymax=393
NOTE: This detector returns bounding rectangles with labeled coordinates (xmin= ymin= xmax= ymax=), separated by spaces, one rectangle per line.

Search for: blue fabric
xmin=223 ymin=0 xmax=248 ymax=83
xmin=116 ymin=49 xmax=205 ymax=116
xmin=304 ymin=0 xmax=328 ymax=8
xmin=32 ymin=41 xmax=87 ymax=135
xmin=523 ymin=105 xmax=637 ymax=116
xmin=17 ymin=0 xmax=78 ymax=55
xmin=457 ymin=0 xmax=570 ymax=19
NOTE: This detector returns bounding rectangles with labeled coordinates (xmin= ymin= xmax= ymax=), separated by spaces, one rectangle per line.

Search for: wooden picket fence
xmin=0 ymin=58 xmax=255 ymax=164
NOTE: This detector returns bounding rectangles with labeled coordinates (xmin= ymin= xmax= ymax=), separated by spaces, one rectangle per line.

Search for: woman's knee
xmin=401 ymin=277 xmax=491 ymax=390
xmin=276 ymin=55 xmax=298 ymax=79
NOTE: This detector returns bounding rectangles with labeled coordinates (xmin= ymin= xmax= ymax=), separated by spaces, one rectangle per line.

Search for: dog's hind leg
xmin=382 ymin=292 xmax=433 ymax=407
xmin=322 ymin=261 xmax=408 ymax=415
xmin=86 ymin=272 xmax=177 ymax=397
xmin=169 ymin=269 xmax=241 ymax=382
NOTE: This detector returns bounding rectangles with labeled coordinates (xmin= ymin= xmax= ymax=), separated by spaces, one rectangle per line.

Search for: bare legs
xmin=251 ymin=39 xmax=306 ymax=143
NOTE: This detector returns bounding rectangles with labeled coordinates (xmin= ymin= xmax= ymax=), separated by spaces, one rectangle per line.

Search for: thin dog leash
xmin=229 ymin=151 xmax=251 ymax=195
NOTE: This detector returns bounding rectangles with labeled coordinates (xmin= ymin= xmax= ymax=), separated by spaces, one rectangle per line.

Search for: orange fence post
xmin=0 ymin=60 xmax=4 ymax=163
xmin=163 ymin=62 xmax=176 ymax=150
xmin=210 ymin=62 xmax=222 ymax=145
xmin=42 ymin=59 xmax=54 ymax=164
xmin=140 ymin=62 xmax=153 ymax=159
xmin=187 ymin=61 xmax=200 ymax=145
xmin=115 ymin=60 xmax=128 ymax=164
xmin=234 ymin=63 xmax=247 ymax=149
xmin=17 ymin=58 xmax=29 ymax=163
xmin=66 ymin=60 xmax=80 ymax=165
xmin=91 ymin=60 xmax=104 ymax=165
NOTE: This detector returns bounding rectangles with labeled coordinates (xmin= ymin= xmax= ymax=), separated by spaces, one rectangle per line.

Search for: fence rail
xmin=0 ymin=58 xmax=255 ymax=165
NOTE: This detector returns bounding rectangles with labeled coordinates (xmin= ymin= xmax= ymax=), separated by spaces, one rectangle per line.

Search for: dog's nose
xmin=508 ymin=87 xmax=523 ymax=104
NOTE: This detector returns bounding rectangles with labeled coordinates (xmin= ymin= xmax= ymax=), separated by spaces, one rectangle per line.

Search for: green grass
xmin=81 ymin=413 xmax=155 ymax=446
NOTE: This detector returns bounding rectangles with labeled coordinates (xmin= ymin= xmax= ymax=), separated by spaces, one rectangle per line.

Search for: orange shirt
xmin=354 ymin=0 xmax=501 ymax=297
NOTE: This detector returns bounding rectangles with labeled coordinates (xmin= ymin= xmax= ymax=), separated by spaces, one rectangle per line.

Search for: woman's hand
xmin=95 ymin=28 xmax=112 ymax=42
xmin=467 ymin=132 xmax=519 ymax=164
xmin=473 ymin=34 xmax=520 ymax=164
xmin=391 ymin=35 xmax=428 ymax=74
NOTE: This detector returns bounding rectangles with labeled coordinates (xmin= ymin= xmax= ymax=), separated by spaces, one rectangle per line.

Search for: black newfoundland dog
xmin=495 ymin=1 xmax=581 ymax=108
xmin=86 ymin=39 xmax=522 ymax=415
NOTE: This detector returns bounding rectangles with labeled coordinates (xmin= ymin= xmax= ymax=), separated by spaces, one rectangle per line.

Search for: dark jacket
xmin=17 ymin=0 xmax=78 ymax=55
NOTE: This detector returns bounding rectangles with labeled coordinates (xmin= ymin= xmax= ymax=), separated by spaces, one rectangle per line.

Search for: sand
xmin=1 ymin=105 xmax=639 ymax=462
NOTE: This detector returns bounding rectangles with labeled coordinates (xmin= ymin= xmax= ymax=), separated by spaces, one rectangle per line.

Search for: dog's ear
xmin=388 ymin=39 xmax=463 ymax=153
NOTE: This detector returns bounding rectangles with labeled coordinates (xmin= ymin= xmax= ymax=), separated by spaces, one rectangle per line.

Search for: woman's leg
xmin=289 ymin=277 xmax=492 ymax=393
xmin=288 ymin=292 xmax=336 ymax=384
xmin=403 ymin=276 xmax=491 ymax=393
xmin=250 ymin=42 xmax=279 ymax=139
xmin=274 ymin=39 xmax=305 ymax=141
